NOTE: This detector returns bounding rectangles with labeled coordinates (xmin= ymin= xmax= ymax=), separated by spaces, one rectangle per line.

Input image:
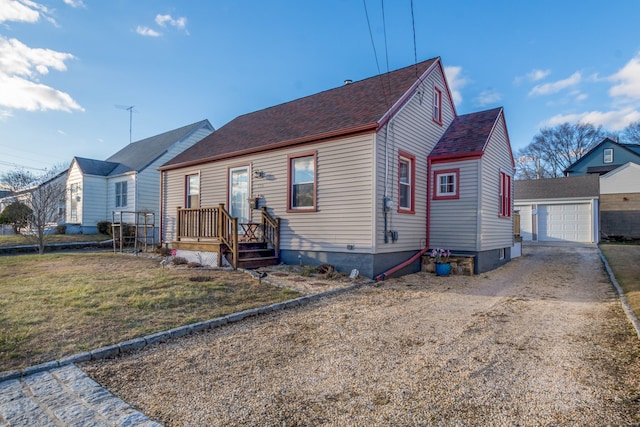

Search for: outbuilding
xmin=514 ymin=175 xmax=599 ymax=243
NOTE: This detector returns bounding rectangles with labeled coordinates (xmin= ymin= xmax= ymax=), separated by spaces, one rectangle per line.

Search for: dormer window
xmin=603 ymin=148 xmax=613 ymax=163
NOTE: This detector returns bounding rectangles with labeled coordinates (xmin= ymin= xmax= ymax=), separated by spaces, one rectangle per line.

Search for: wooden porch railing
xmin=176 ymin=204 xmax=279 ymax=269
xmin=260 ymin=206 xmax=280 ymax=256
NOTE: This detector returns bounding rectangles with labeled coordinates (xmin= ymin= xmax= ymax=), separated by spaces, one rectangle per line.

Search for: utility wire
xmin=410 ymin=0 xmax=418 ymax=78
xmin=381 ymin=0 xmax=392 ymax=98
xmin=362 ymin=0 xmax=390 ymax=108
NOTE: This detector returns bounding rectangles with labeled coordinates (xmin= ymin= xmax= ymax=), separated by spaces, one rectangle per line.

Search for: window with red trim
xmin=433 ymin=169 xmax=459 ymax=200
xmin=433 ymin=87 xmax=442 ymax=124
xmin=499 ymin=171 xmax=512 ymax=217
xmin=288 ymin=152 xmax=317 ymax=212
xmin=398 ymin=151 xmax=415 ymax=213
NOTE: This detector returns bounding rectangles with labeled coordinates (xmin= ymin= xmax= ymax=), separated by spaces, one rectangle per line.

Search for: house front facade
xmin=160 ymin=58 xmax=515 ymax=278
xmin=65 ymin=120 xmax=214 ymax=236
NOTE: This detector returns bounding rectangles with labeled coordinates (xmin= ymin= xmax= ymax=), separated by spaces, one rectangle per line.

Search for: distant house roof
xmin=74 ymin=120 xmax=212 ymax=177
xmin=106 ymin=120 xmax=212 ymax=174
xmin=621 ymin=143 xmax=640 ymax=155
xmin=74 ymin=157 xmax=120 ymax=176
xmin=514 ymin=175 xmax=600 ymax=201
xmin=429 ymin=107 xmax=507 ymax=159
xmin=162 ymin=58 xmax=442 ymax=169
xmin=564 ymin=138 xmax=640 ymax=175
xmin=586 ymin=165 xmax=620 ymax=175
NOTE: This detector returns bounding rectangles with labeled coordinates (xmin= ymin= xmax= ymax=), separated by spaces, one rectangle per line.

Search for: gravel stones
xmin=82 ymin=245 xmax=640 ymax=426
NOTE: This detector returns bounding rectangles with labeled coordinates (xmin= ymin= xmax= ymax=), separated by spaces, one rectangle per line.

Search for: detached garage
xmin=514 ymin=175 xmax=599 ymax=243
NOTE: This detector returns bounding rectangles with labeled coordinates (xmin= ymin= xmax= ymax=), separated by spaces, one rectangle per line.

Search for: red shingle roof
xmin=163 ymin=58 xmax=439 ymax=169
xmin=430 ymin=107 xmax=503 ymax=159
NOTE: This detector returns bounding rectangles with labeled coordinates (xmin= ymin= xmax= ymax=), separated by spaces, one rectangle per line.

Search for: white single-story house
xmin=65 ymin=120 xmax=214 ymax=236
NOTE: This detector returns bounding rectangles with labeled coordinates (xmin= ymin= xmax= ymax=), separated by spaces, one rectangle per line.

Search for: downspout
xmin=375 ymin=246 xmax=430 ymax=281
xmin=159 ymin=170 xmax=164 ymax=247
xmin=375 ymin=149 xmax=433 ymax=281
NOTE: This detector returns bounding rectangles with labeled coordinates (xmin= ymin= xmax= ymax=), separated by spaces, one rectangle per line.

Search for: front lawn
xmin=600 ymin=244 xmax=640 ymax=320
xmin=0 ymin=252 xmax=299 ymax=373
xmin=0 ymin=233 xmax=111 ymax=247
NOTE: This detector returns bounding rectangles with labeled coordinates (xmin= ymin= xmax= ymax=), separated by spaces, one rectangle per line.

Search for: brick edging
xmin=598 ymin=248 xmax=640 ymax=339
xmin=0 ymin=281 xmax=367 ymax=382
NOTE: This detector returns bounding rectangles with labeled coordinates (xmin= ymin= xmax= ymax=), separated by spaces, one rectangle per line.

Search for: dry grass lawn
xmin=600 ymin=244 xmax=640 ymax=319
xmin=0 ymin=233 xmax=110 ymax=247
xmin=0 ymin=252 xmax=299 ymax=373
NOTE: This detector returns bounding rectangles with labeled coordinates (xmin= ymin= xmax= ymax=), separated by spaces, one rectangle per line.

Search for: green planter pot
xmin=435 ymin=262 xmax=451 ymax=276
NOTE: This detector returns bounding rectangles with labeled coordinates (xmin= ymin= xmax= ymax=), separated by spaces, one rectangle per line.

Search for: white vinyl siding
xmin=81 ymin=176 xmax=108 ymax=226
xmin=66 ymin=162 xmax=83 ymax=223
xmin=478 ymin=113 xmax=514 ymax=251
xmin=163 ymin=134 xmax=376 ymax=252
xmin=430 ymin=160 xmax=479 ymax=251
xmin=373 ymin=63 xmax=455 ymax=253
xmin=516 ymin=204 xmax=533 ymax=241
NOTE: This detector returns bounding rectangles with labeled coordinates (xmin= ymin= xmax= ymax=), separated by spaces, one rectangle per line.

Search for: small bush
xmin=54 ymin=224 xmax=67 ymax=235
xmin=156 ymin=246 xmax=171 ymax=256
xmin=300 ymin=266 xmax=316 ymax=277
xmin=172 ymin=257 xmax=188 ymax=266
xmin=96 ymin=220 xmax=112 ymax=236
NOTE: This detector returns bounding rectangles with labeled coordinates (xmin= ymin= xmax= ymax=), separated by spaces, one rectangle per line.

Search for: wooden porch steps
xmin=228 ymin=241 xmax=279 ymax=269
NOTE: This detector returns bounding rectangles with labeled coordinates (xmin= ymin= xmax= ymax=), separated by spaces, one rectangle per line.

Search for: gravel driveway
xmin=83 ymin=244 xmax=640 ymax=426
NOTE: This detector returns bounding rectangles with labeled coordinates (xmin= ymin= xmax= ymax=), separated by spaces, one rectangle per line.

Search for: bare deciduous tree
xmin=621 ymin=120 xmax=640 ymax=144
xmin=515 ymin=122 xmax=607 ymax=179
xmin=1 ymin=165 xmax=69 ymax=254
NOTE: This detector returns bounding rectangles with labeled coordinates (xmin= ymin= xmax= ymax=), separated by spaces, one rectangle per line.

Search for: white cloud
xmin=527 ymin=69 xmax=551 ymax=82
xmin=443 ymin=66 xmax=468 ymax=105
xmin=474 ymin=89 xmax=502 ymax=107
xmin=529 ymin=72 xmax=582 ymax=96
xmin=63 ymin=0 xmax=85 ymax=8
xmin=0 ymin=0 xmax=58 ymax=24
xmin=609 ymin=52 xmax=640 ymax=101
xmin=136 ymin=26 xmax=161 ymax=37
xmin=0 ymin=35 xmax=82 ymax=112
xmin=546 ymin=108 xmax=640 ymax=131
xmin=155 ymin=14 xmax=187 ymax=30
xmin=0 ymin=73 xmax=83 ymax=111
xmin=0 ymin=109 xmax=13 ymax=120
xmin=0 ymin=36 xmax=74 ymax=77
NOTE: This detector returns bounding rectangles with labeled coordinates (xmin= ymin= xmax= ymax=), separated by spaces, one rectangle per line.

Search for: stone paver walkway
xmin=0 ymin=364 xmax=160 ymax=427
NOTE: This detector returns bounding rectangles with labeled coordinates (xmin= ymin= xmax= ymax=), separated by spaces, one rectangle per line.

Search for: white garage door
xmin=539 ymin=203 xmax=592 ymax=242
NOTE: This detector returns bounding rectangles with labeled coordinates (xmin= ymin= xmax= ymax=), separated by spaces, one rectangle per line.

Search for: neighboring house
xmin=564 ymin=137 xmax=640 ymax=176
xmin=0 ymin=169 xmax=69 ymax=234
xmin=66 ymin=120 xmax=214 ymax=235
xmin=514 ymin=175 xmax=600 ymax=243
xmin=599 ymin=162 xmax=640 ymax=239
xmin=564 ymin=137 xmax=640 ymax=240
xmin=159 ymin=57 xmax=515 ymax=278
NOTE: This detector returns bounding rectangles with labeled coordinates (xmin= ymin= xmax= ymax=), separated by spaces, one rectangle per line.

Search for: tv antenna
xmin=115 ymin=105 xmax=135 ymax=143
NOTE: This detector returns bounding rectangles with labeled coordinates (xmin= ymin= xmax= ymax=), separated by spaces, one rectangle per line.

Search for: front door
xmin=229 ymin=166 xmax=250 ymax=233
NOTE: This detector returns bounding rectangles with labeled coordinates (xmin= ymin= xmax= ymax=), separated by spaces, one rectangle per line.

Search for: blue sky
xmin=1 ymin=0 xmax=640 ymax=175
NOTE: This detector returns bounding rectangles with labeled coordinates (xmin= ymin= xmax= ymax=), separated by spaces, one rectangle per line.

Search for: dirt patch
xmin=83 ymin=245 xmax=640 ymax=426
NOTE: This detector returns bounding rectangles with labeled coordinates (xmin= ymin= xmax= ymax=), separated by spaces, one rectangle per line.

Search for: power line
xmin=410 ymin=0 xmax=418 ymax=78
xmin=362 ymin=0 xmax=390 ymax=108
xmin=0 ymin=159 xmax=47 ymax=171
